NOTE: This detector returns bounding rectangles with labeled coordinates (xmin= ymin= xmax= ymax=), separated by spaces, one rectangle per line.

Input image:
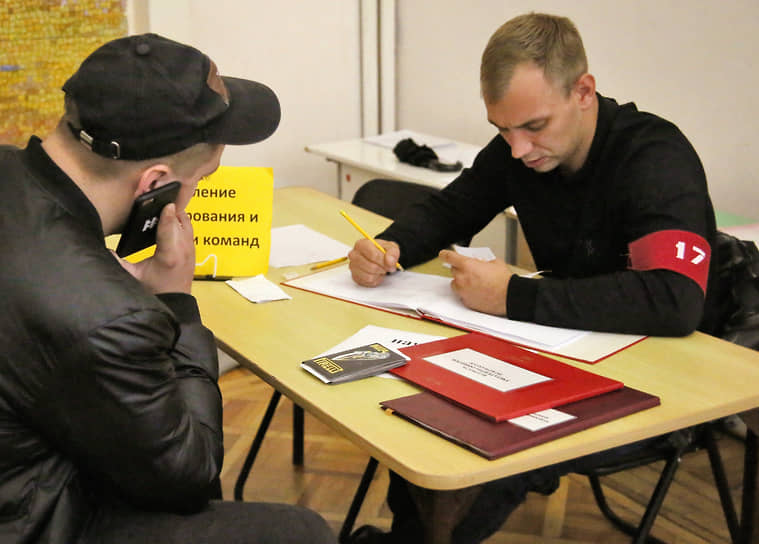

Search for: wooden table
xmin=193 ymin=186 xmax=759 ymax=541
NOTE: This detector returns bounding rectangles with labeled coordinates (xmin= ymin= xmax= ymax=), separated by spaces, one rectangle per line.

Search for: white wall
xmin=132 ymin=1 xmax=758 ymax=219
xmin=396 ymin=1 xmax=759 ymax=220
xmin=139 ymin=0 xmax=362 ymax=195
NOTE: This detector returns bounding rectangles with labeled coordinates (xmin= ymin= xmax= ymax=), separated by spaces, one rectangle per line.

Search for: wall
xmin=1 ymin=2 xmax=127 ymax=147
xmin=138 ymin=0 xmax=363 ymax=195
xmin=396 ymin=1 xmax=759 ymax=220
xmin=131 ymin=2 xmax=757 ymax=218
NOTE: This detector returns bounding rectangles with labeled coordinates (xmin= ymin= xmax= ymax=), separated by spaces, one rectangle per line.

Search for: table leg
xmin=740 ymin=410 xmax=759 ymax=544
xmin=406 ymin=483 xmax=483 ymax=544
xmin=233 ymin=390 xmax=282 ymax=501
xmin=336 ymin=162 xmax=344 ymax=200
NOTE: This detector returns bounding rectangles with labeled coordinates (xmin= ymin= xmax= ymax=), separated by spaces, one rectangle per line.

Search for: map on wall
xmin=0 ymin=0 xmax=127 ymax=147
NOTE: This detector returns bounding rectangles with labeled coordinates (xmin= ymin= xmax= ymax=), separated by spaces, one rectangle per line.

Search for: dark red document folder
xmin=380 ymin=386 xmax=660 ymax=460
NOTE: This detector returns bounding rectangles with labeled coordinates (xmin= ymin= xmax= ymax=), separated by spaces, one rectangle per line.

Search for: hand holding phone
xmin=116 ymin=181 xmax=182 ymax=257
xmin=114 ymin=196 xmax=196 ymax=294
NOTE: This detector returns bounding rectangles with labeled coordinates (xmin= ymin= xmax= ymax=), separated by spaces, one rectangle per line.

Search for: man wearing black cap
xmin=0 ymin=34 xmax=336 ymax=544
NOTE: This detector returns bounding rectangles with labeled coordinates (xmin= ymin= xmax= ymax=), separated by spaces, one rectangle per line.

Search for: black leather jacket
xmin=0 ymin=138 xmax=223 ymax=543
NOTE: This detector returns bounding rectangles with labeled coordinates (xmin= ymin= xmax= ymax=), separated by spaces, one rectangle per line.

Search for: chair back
xmin=715 ymin=231 xmax=759 ymax=350
xmin=351 ymin=179 xmax=471 ymax=247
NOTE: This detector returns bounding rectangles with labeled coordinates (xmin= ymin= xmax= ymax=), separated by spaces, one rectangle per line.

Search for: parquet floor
xmin=218 ymin=359 xmax=746 ymax=543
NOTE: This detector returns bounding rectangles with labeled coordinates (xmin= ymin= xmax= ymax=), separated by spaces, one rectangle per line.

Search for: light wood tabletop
xmin=193 ymin=186 xmax=759 ymax=491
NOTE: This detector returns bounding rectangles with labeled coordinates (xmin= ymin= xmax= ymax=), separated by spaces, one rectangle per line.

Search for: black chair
xmin=351 ymin=178 xmax=439 ymax=219
xmin=350 ymin=178 xmax=472 ymax=247
xmin=580 ymin=231 xmax=759 ymax=544
xmin=579 ymin=424 xmax=742 ymax=544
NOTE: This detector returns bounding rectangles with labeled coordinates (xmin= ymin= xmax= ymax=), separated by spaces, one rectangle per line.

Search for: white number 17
xmin=675 ymin=241 xmax=706 ymax=264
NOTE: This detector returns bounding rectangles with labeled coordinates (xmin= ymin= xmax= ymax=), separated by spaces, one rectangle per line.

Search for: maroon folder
xmin=380 ymin=386 xmax=660 ymax=460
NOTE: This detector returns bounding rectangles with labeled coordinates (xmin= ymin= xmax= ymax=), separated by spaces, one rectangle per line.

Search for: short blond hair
xmin=480 ymin=13 xmax=588 ymax=103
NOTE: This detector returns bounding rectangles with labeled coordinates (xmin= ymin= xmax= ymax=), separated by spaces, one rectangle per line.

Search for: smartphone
xmin=115 ymin=181 xmax=182 ymax=257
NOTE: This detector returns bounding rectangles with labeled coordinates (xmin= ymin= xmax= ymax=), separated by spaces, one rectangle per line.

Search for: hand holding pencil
xmin=341 ymin=209 xmax=403 ymax=287
xmin=340 ymin=210 xmax=403 ymax=272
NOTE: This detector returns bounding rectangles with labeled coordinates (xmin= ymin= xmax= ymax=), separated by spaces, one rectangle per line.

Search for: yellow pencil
xmin=339 ymin=209 xmax=404 ymax=271
xmin=310 ymin=256 xmax=348 ymax=270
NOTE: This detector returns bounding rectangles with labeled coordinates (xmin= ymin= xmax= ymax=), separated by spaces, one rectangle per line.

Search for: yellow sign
xmin=188 ymin=166 xmax=274 ymax=278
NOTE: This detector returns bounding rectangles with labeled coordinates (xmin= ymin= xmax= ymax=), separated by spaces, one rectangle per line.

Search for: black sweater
xmin=379 ymin=95 xmax=723 ymax=336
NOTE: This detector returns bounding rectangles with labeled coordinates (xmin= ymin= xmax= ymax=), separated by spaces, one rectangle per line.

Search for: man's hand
xmin=114 ymin=203 xmax=196 ymax=294
xmin=347 ymin=238 xmax=401 ymax=287
xmin=440 ymin=249 xmax=513 ymax=315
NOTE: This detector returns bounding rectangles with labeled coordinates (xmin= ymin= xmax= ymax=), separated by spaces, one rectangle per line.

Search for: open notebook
xmin=283 ymin=266 xmax=645 ymax=363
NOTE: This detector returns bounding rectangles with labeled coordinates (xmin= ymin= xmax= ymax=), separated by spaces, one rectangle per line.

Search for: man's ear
xmin=133 ymin=164 xmax=172 ymax=198
xmin=573 ymin=73 xmax=596 ymax=109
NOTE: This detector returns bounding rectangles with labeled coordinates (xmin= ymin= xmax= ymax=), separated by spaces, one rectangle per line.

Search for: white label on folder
xmin=423 ymin=348 xmax=551 ymax=392
xmin=508 ymin=409 xmax=577 ymax=431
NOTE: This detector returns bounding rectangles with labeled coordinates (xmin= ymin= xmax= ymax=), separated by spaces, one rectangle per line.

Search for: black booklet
xmin=301 ymin=343 xmax=407 ymax=384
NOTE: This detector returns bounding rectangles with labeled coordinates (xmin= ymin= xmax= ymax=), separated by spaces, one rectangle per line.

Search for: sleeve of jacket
xmin=508 ymin=268 xmax=707 ymax=336
xmin=57 ymin=293 xmax=223 ymax=513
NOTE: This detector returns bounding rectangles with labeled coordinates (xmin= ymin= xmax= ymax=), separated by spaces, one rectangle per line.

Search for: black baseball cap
xmin=62 ymin=33 xmax=281 ymax=160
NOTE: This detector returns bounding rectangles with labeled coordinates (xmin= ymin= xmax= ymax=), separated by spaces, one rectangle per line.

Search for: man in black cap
xmin=0 ymin=34 xmax=336 ymax=544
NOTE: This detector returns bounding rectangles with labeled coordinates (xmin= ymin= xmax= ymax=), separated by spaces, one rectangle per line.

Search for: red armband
xmin=628 ymin=230 xmax=710 ymax=293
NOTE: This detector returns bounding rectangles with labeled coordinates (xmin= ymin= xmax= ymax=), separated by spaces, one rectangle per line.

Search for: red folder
xmin=380 ymin=387 xmax=660 ymax=460
xmin=392 ymin=333 xmax=623 ymax=422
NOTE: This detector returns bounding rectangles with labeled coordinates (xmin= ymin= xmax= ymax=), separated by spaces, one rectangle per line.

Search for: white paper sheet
xmin=443 ymin=244 xmax=497 ymax=268
xmin=318 ymin=324 xmax=445 ymax=358
xmin=269 ymin=224 xmax=351 ymax=267
xmin=424 ymin=348 xmax=551 ymax=393
xmin=508 ymin=409 xmax=577 ymax=431
xmin=226 ymin=275 xmax=292 ymax=303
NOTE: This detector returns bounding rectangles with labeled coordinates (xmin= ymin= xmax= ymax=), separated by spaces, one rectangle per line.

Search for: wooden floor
xmin=218 ymin=363 xmax=746 ymax=543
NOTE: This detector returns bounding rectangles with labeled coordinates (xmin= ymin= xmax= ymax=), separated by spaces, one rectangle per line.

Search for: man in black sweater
xmin=347 ymin=12 xmax=723 ymax=544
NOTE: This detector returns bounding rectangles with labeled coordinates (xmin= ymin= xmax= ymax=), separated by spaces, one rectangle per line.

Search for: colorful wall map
xmin=0 ymin=0 xmax=127 ymax=147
